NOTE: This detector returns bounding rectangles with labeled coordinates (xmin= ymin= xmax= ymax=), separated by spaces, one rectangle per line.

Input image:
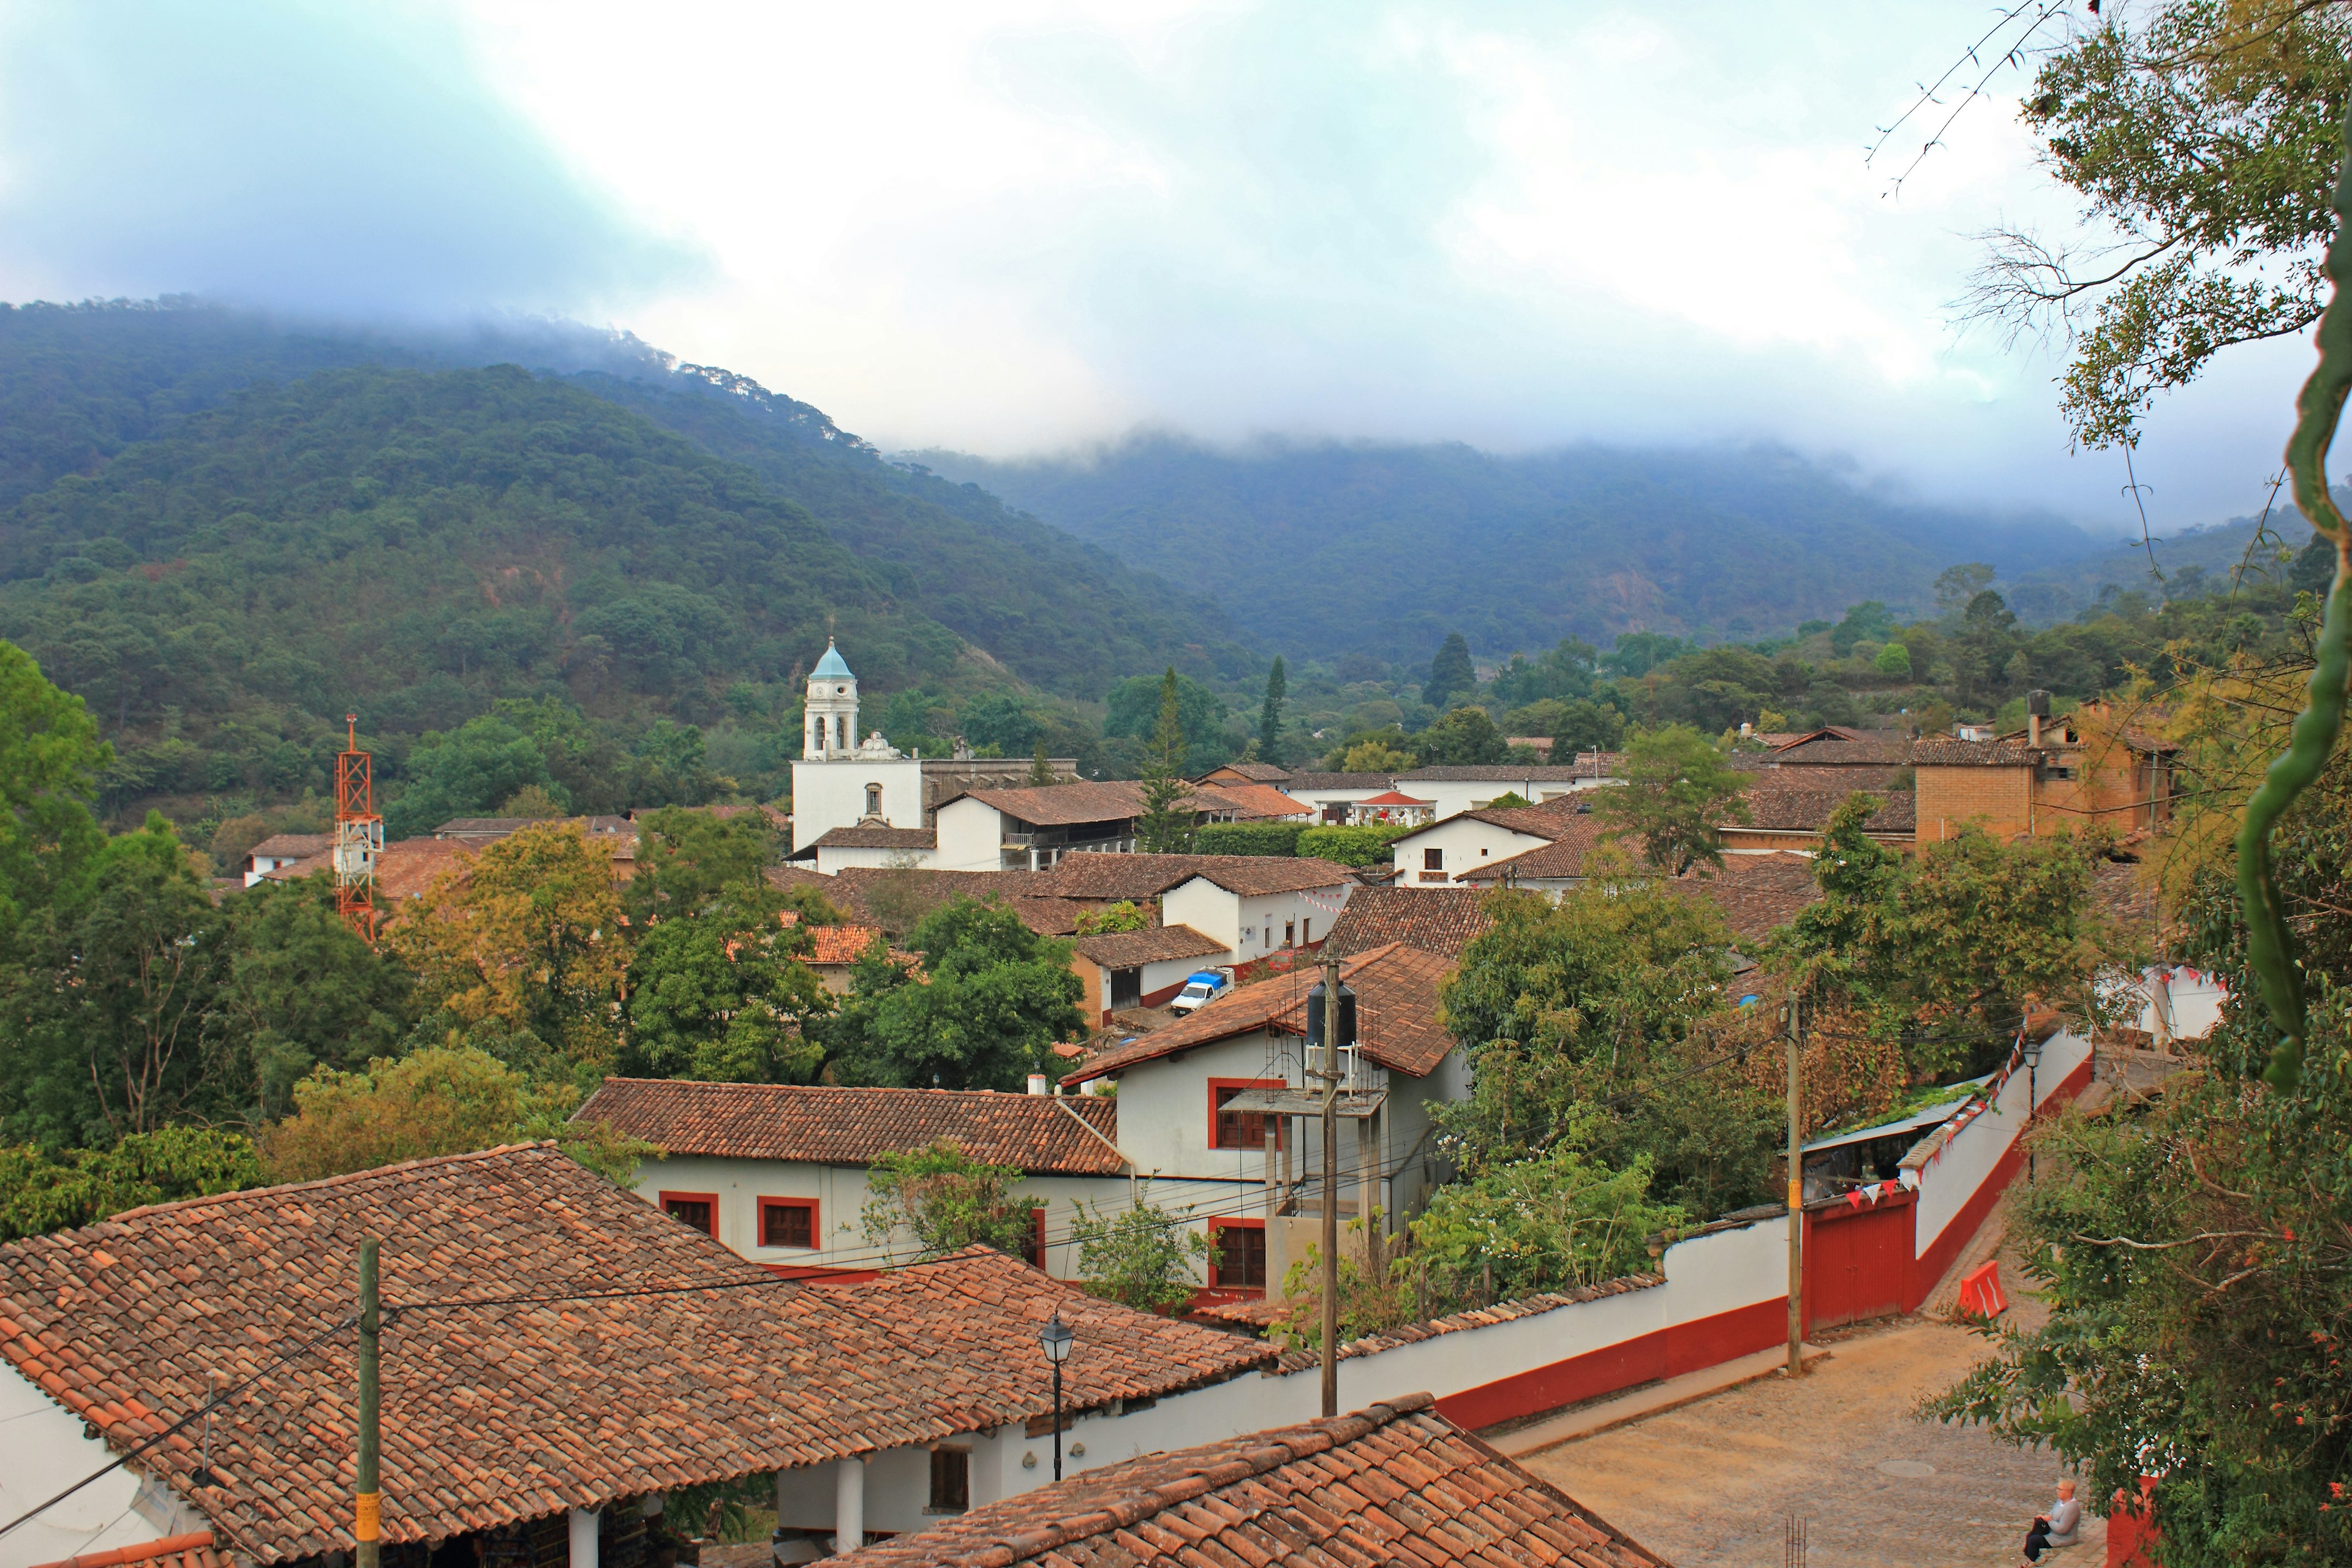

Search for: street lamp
xmin=1038 ymin=1312 xmax=1074 ymax=1481
xmin=2022 ymin=1033 xmax=2045 ymax=1183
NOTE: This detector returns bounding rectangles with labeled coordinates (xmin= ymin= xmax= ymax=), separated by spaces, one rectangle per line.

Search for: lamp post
xmin=1038 ymin=1312 xmax=1074 ymax=1481
xmin=2022 ymin=1034 xmax=2044 ymax=1183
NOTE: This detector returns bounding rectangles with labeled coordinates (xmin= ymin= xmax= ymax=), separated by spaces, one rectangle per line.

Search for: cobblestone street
xmin=1523 ymin=1302 xmax=2100 ymax=1568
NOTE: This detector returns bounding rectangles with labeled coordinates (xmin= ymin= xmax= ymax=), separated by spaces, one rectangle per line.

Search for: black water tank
xmin=1305 ymin=976 xmax=1357 ymax=1050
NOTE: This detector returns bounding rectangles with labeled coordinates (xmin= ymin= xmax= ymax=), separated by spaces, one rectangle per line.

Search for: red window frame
xmin=758 ymin=1197 xmax=819 ymax=1250
xmin=1208 ymin=1079 xmax=1286 ymax=1152
xmin=659 ymin=1190 xmax=720 ymax=1239
xmin=1207 ymin=1218 xmax=1267 ymax=1291
xmin=1019 ymin=1207 xmax=1047 ymax=1270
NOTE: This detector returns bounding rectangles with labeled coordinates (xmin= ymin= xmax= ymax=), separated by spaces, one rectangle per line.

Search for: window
xmin=1019 ymin=1207 xmax=1047 ymax=1269
xmin=864 ymin=783 xmax=882 ymax=815
xmin=1423 ymin=848 xmax=1443 ymax=870
xmin=834 ymin=715 xmax=846 ymax=750
xmin=659 ymin=1192 xmax=718 ymax=1238
xmin=760 ymin=1198 xmax=817 ymax=1250
xmin=1209 ymin=1221 xmax=1267 ymax=1290
xmin=1210 ymin=1080 xmax=1285 ymax=1151
xmin=927 ymin=1448 xmax=970 ymax=1513
xmin=1302 ymin=918 xmax=1311 ymax=945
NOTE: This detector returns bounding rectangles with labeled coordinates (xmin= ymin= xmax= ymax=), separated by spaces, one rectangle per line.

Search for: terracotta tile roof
xmin=1357 ymin=788 xmax=1434 ymax=806
xmin=1281 ymin=772 xmax=1396 ymax=791
xmin=943 ymin=781 xmax=1249 ymax=828
xmin=1201 ymin=761 xmax=1292 ymax=783
xmin=1065 ymin=943 xmax=1455 ymax=1084
xmin=1766 ymin=737 xmax=1914 ymax=766
xmin=1672 ymin=853 xmax=1822 ymax=943
xmin=818 ymin=868 xmax=1058 ymax=932
xmin=575 ymin=1079 xmax=1125 ymax=1174
xmin=31 ymin=1533 xmax=230 ymax=1568
xmin=1729 ymin=788 xmax=1914 ymax=835
xmin=2095 ymin=858 xmax=2158 ymax=939
xmin=1448 ymin=794 xmax=1597 ymax=838
xmin=1007 ymin=897 xmax=1084 ymax=935
xmin=1324 ymin=888 xmax=1494 ymax=959
xmin=1203 ymin=780 xmax=1313 ymax=819
xmin=0 ymin=1147 xmax=1265 ymax=1567
xmin=1910 ymin=738 xmax=2032 ymax=767
xmin=1069 ymin=924 xmax=1229 ymax=968
xmin=806 ymin=825 xmax=937 ymax=850
xmin=1175 ymin=857 xmax=1356 ymax=896
xmin=246 ymin=833 xmax=332 ymax=862
xmin=1028 ymin=854 xmax=1351 ymax=902
xmin=821 ymin=1392 xmax=1667 ymax=1568
xmin=804 ymin=925 xmax=887 ymax=965
xmin=1455 ymin=815 xmax=1612 ymax=883
xmin=1399 ymin=763 xmax=1621 ymax=782
xmin=764 ymin=865 xmax=837 ymax=895
xmin=371 ymin=838 xmax=474 ymax=903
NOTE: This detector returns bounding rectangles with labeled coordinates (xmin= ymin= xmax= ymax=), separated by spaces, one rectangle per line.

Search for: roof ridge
xmin=102 ymin=1141 xmax=561 ymax=1224
xmin=919 ymin=1397 xmax=1436 ymax=1566
xmin=589 ymin=1077 xmax=1113 ymax=1106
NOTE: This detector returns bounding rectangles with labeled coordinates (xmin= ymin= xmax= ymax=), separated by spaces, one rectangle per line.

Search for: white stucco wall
xmin=812 ymin=843 xmax=938 ymax=874
xmin=0 ymin=1360 xmax=206 ymax=1568
xmin=789 ymin=756 xmax=925 ymax=852
xmin=1907 ymin=1029 xmax=2093 ymax=1261
xmin=1385 ymin=817 xmax=1551 ymax=888
xmin=932 ymin=798 xmax=1006 ymax=872
xmin=625 ymin=1154 xmax=1131 ymax=1280
xmin=1159 ymin=880 xmax=1352 ymax=963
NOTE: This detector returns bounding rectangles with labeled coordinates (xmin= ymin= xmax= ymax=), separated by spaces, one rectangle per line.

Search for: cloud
xmin=0 ymin=1 xmax=701 ymax=318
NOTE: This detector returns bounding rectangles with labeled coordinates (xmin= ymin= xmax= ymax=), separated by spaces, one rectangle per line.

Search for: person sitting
xmin=2022 ymin=1479 xmax=2081 ymax=1562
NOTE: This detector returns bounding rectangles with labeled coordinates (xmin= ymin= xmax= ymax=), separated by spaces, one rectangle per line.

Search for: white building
xmin=1384 ymin=796 xmax=1605 ymax=888
xmin=1060 ymin=942 xmax=1464 ymax=1305
xmin=1393 ymin=758 xmax=1624 ymax=820
xmin=790 ymin=640 xmax=927 ymax=854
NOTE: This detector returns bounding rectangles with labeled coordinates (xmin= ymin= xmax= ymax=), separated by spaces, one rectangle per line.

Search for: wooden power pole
xmin=356 ymin=1238 xmax=381 ymax=1568
xmin=1784 ymin=1000 xmax=1804 ymax=1378
xmin=1319 ymin=953 xmax=1341 ymax=1419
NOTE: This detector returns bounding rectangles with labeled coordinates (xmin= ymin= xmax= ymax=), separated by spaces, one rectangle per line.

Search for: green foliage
xmin=0 ymin=639 xmax=109 ymax=953
xmin=1409 ymin=1132 xmax=1684 ymax=1302
xmin=1590 ymin=725 xmax=1752 ymax=874
xmin=1136 ymin=668 xmax=1196 ymax=854
xmin=1773 ymin=800 xmax=2129 ymax=1077
xmin=1829 ymin=600 xmax=1898 ymax=656
xmin=0 ymin=1127 xmax=266 ymax=1243
xmin=961 ymin=693 xmax=1041 ymax=755
xmin=1438 ymin=883 xmax=1776 ymax=1216
xmin=1604 ymin=632 xmax=1700 ymax=679
xmin=1072 ymin=900 xmax=1153 ymax=935
xmin=1548 ymin=698 xmax=1626 ymax=757
xmin=1871 ymin=639 xmax=1913 ymax=677
xmin=1073 ymin=1186 xmax=1209 ymax=1313
xmin=385 ymin=714 xmax=568 ymax=840
xmin=622 ymin=897 xmax=831 ymax=1084
xmin=824 ymin=898 xmax=1084 ymax=1090
xmin=1487 ymin=638 xmax=1598 ymax=708
xmin=1257 ymin=656 xmax=1287 ymax=763
xmin=1107 ymin=669 xmax=1227 ymax=761
xmin=1423 ymin=631 xmax=1477 ymax=707
xmin=1980 ymin=1 xmax=2352 ymax=448
xmin=625 ymin=806 xmax=778 ymax=922
xmin=859 ymin=1138 xmax=1033 ymax=1263
xmin=1414 ymin=706 xmax=1508 ymax=766
xmin=263 ymin=1044 xmax=654 ymax=1185
xmin=1295 ymin=823 xmax=1414 ymax=868
xmin=1191 ymin=821 xmax=1306 ymax=857
xmin=1323 ymin=733 xmax=1414 ymax=773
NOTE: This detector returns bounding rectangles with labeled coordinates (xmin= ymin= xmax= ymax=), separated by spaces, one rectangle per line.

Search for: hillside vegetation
xmin=916 ymin=434 xmax=2107 ymax=663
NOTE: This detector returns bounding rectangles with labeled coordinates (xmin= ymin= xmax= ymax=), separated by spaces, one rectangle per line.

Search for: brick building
xmin=1913 ymin=699 xmax=2175 ymax=847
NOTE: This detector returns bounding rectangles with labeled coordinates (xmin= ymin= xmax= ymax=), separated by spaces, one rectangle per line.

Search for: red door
xmin=1804 ymin=1194 xmax=1915 ymax=1332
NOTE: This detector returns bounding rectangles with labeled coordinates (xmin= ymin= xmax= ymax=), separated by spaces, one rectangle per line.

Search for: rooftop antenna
xmin=335 ymin=715 xmax=382 ymax=944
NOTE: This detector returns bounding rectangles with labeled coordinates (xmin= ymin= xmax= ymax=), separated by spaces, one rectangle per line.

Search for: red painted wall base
xmin=1434 ymin=1297 xmax=1786 ymax=1431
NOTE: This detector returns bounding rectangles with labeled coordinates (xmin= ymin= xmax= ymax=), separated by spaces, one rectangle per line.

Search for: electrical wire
xmin=0 ymin=1310 xmax=361 ymax=1544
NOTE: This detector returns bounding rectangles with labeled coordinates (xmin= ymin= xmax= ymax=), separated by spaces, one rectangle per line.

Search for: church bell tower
xmin=803 ymin=639 xmax=858 ymax=761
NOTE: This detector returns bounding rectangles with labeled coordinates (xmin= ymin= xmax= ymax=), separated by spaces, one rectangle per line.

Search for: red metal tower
xmin=334 ymin=714 xmax=383 ymax=943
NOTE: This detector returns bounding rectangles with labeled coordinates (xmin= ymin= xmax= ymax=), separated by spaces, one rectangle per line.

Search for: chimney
xmin=1027 ymin=1072 xmax=1049 ymax=1096
xmin=2027 ymin=689 xmax=2051 ymax=748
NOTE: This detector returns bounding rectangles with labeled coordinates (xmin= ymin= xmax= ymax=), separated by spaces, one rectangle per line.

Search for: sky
xmin=0 ymin=0 xmax=2316 ymax=532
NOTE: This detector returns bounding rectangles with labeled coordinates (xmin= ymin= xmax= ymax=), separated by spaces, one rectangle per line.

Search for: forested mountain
xmin=913 ymin=434 xmax=2108 ymax=663
xmin=0 ymin=301 xmax=1248 ymax=700
xmin=0 ymin=364 xmax=989 ymax=821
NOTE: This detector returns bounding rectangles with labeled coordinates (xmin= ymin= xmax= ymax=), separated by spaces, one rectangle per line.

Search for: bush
xmin=1193 ymin=821 xmax=1306 ymax=857
xmin=1073 ymin=1185 xmax=1209 ymax=1313
xmin=1297 ymin=823 xmax=1414 ymax=867
xmin=0 ymin=1128 xmax=266 ymax=1242
xmin=1073 ymin=900 xmax=1152 ymax=934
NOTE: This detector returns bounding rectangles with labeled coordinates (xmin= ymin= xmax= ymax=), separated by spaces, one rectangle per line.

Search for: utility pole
xmin=356 ymin=1238 xmax=381 ymax=1568
xmin=1783 ymin=999 xmax=1804 ymax=1378
xmin=1319 ymin=953 xmax=1341 ymax=1420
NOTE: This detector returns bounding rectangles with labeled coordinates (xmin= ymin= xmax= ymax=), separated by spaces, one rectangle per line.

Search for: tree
xmin=1136 ymin=668 xmax=1195 ymax=854
xmin=383 ymin=714 xmax=567 ymax=841
xmin=622 ymin=896 xmax=831 ymax=1083
xmin=1589 ymin=725 xmax=1752 ymax=874
xmin=0 ymin=640 xmax=109 ymax=956
xmin=1550 ymin=698 xmax=1626 ymax=758
xmin=1960 ymin=1 xmax=2352 ymax=448
xmin=262 ymin=1044 xmax=654 ymax=1184
xmin=1933 ymin=562 xmax=1997 ymax=617
xmin=1 ymin=815 xmax=227 ymax=1144
xmin=1329 ymin=737 xmax=1415 ymax=774
xmin=214 ymin=874 xmax=420 ymax=1121
xmin=960 ymin=693 xmax=1040 ymax=755
xmin=1423 ymin=631 xmax=1476 ymax=707
xmin=1872 ymin=641 xmax=1914 ymax=679
xmin=858 ymin=1139 xmax=1033 ymax=1263
xmin=1414 ymin=706 xmax=1508 ymax=766
xmin=1294 ymin=824 xmax=1414 ymax=868
xmin=625 ymin=806 xmax=777 ymax=924
xmin=1028 ymin=741 xmax=1055 ymax=785
xmin=1407 ymin=1132 xmax=1684 ymax=1303
xmin=824 ymin=897 xmax=1084 ymax=1090
xmin=1257 ymin=656 xmax=1287 ymax=763
xmin=1073 ymin=1186 xmax=1210 ymax=1313
xmin=386 ymin=822 xmax=628 ymax=1068
xmin=0 ymin=1128 xmax=266 ymax=1243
